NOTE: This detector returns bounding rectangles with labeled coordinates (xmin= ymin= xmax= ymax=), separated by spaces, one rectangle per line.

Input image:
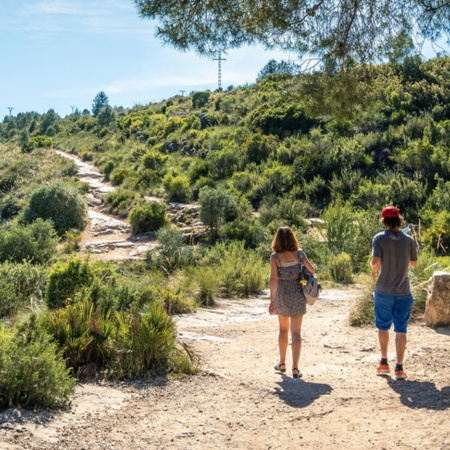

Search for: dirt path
xmin=1 ymin=286 xmax=449 ymax=449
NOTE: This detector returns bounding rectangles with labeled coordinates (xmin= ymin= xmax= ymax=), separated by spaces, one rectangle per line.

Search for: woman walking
xmin=269 ymin=226 xmax=316 ymax=378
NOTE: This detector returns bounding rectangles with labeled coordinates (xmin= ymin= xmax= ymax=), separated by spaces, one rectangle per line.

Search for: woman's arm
xmin=269 ymin=253 xmax=278 ymax=315
xmin=303 ymin=253 xmax=316 ymax=275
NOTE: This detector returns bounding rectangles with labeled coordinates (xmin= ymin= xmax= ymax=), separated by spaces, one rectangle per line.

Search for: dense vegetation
xmin=1 ymin=56 xmax=450 ymax=408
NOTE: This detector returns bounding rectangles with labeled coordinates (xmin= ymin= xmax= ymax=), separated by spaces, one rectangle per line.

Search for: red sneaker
xmin=377 ymin=363 xmax=390 ymax=375
xmin=395 ymin=369 xmax=407 ymax=380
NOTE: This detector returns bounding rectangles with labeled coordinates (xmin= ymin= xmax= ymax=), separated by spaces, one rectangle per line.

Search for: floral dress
xmin=274 ymin=253 xmax=307 ymax=317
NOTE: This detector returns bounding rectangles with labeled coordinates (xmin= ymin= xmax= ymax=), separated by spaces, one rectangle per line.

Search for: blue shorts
xmin=374 ymin=291 xmax=413 ymax=333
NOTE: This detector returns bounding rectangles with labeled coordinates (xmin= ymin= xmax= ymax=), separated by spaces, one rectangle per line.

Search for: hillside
xmin=0 ymin=56 xmax=449 ymax=413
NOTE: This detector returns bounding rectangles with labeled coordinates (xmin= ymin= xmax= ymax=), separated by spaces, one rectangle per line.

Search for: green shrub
xmin=201 ymin=241 xmax=268 ymax=297
xmin=0 ymin=261 xmax=47 ymax=319
xmin=349 ymin=286 xmax=374 ymax=327
xmin=105 ymin=188 xmax=137 ymax=216
xmin=421 ymin=210 xmax=450 ymax=254
xmin=156 ymin=227 xmax=194 ymax=273
xmin=45 ymin=257 xmax=94 ymax=309
xmin=191 ymin=266 xmax=223 ymax=306
xmin=328 ymin=252 xmax=353 ymax=283
xmin=322 ymin=196 xmax=354 ymax=255
xmin=23 ymin=183 xmax=86 ymax=236
xmin=113 ymin=303 xmax=196 ymax=378
xmin=199 ymin=187 xmax=236 ymax=241
xmin=47 ymin=298 xmax=114 ymax=375
xmin=162 ymin=174 xmax=191 ymax=202
xmin=220 ymin=219 xmax=267 ymax=249
xmin=0 ymin=219 xmax=58 ymax=264
xmin=0 ymin=315 xmax=75 ymax=409
xmin=129 ymin=201 xmax=168 ymax=234
xmin=142 ymin=151 xmax=167 ymax=170
xmin=21 ymin=135 xmax=53 ymax=153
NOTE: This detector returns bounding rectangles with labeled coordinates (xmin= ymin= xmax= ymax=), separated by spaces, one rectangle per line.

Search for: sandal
xmin=274 ymin=362 xmax=286 ymax=373
xmin=292 ymin=368 xmax=302 ymax=379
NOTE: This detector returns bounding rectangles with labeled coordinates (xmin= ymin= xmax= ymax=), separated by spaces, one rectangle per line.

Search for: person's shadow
xmin=385 ymin=378 xmax=450 ymax=410
xmin=273 ymin=375 xmax=333 ymax=408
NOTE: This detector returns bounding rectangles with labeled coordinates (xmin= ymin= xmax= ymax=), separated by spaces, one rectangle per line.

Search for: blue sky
xmin=0 ymin=0 xmax=296 ymax=117
xmin=1 ymin=1 xmax=448 ymax=119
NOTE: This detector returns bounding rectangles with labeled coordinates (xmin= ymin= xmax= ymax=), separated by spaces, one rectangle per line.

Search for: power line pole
xmin=179 ymin=90 xmax=186 ymax=96
xmin=70 ymin=105 xmax=76 ymax=114
xmin=7 ymin=107 xmax=14 ymax=117
xmin=213 ymin=51 xmax=227 ymax=90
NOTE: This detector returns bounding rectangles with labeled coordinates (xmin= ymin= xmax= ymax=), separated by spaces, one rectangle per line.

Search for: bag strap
xmin=298 ymin=248 xmax=304 ymax=265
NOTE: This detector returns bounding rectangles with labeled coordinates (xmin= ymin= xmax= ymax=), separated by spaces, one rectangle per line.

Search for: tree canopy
xmin=133 ymin=0 xmax=450 ymax=63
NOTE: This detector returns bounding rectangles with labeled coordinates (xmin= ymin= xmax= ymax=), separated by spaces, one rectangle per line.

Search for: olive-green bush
xmin=0 ymin=219 xmax=58 ymax=264
xmin=23 ymin=183 xmax=86 ymax=235
xmin=129 ymin=201 xmax=168 ymax=234
xmin=45 ymin=257 xmax=94 ymax=309
xmin=0 ymin=315 xmax=75 ymax=409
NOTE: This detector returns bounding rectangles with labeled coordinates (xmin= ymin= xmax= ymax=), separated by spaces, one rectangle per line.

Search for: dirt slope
xmin=1 ymin=286 xmax=449 ymax=449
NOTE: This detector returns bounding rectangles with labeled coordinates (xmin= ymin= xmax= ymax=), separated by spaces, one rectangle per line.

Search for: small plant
xmin=192 ymin=266 xmax=223 ymax=306
xmin=349 ymin=285 xmax=374 ymax=327
xmin=0 ymin=219 xmax=58 ymax=264
xmin=328 ymin=252 xmax=353 ymax=283
xmin=45 ymin=257 xmax=94 ymax=309
xmin=0 ymin=314 xmax=75 ymax=409
xmin=0 ymin=261 xmax=47 ymax=319
xmin=129 ymin=201 xmax=168 ymax=234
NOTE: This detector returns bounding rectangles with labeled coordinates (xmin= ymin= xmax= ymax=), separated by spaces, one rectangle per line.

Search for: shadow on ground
xmin=274 ymin=375 xmax=333 ymax=408
xmin=386 ymin=378 xmax=450 ymax=410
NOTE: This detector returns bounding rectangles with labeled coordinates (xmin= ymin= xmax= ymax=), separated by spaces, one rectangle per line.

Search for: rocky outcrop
xmin=424 ymin=271 xmax=450 ymax=326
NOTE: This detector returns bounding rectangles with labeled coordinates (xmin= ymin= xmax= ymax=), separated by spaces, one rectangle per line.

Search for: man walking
xmin=371 ymin=206 xmax=418 ymax=380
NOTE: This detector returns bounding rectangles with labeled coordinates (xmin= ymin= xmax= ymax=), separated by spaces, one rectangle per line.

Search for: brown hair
xmin=380 ymin=216 xmax=403 ymax=228
xmin=271 ymin=226 xmax=300 ymax=252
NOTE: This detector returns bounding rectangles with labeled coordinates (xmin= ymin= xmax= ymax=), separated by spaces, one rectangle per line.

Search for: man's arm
xmin=371 ymin=256 xmax=381 ymax=282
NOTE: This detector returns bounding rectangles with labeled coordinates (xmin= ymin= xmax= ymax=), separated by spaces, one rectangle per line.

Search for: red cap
xmin=381 ymin=206 xmax=400 ymax=218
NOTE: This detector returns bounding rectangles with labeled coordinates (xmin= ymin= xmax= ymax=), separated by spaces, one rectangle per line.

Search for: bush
xmin=349 ymin=286 xmax=374 ymax=327
xmin=45 ymin=257 xmax=94 ymax=309
xmin=322 ymin=196 xmax=354 ymax=255
xmin=129 ymin=201 xmax=168 ymax=234
xmin=105 ymin=188 xmax=137 ymax=216
xmin=23 ymin=183 xmax=86 ymax=236
xmin=0 ymin=219 xmax=58 ymax=264
xmin=0 ymin=315 xmax=75 ymax=409
xmin=47 ymin=298 xmax=114 ymax=375
xmin=162 ymin=174 xmax=191 ymax=202
xmin=113 ymin=303 xmax=196 ymax=378
xmin=201 ymin=241 xmax=268 ymax=297
xmin=156 ymin=227 xmax=194 ymax=273
xmin=0 ymin=261 xmax=47 ymax=319
xmin=199 ymin=187 xmax=236 ymax=241
xmin=328 ymin=252 xmax=353 ymax=283
xmin=191 ymin=266 xmax=223 ymax=306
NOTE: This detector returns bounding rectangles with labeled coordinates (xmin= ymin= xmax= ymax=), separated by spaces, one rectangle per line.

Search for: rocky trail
xmin=55 ymin=150 xmax=203 ymax=261
xmin=1 ymin=286 xmax=449 ymax=449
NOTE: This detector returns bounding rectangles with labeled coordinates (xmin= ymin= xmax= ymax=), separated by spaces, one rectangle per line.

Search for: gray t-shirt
xmin=372 ymin=230 xmax=418 ymax=295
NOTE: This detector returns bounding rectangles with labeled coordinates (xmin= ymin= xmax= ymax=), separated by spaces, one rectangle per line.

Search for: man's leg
xmin=395 ymin=332 xmax=407 ymax=365
xmin=379 ymin=329 xmax=389 ymax=359
xmin=392 ymin=294 xmax=413 ymax=380
xmin=374 ymin=292 xmax=394 ymax=374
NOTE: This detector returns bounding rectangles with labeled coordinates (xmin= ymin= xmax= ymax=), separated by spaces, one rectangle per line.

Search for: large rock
xmin=424 ymin=271 xmax=450 ymax=326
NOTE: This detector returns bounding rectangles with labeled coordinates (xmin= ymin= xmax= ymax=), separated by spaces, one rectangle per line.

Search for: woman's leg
xmin=290 ymin=315 xmax=304 ymax=370
xmin=278 ymin=315 xmax=290 ymax=364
